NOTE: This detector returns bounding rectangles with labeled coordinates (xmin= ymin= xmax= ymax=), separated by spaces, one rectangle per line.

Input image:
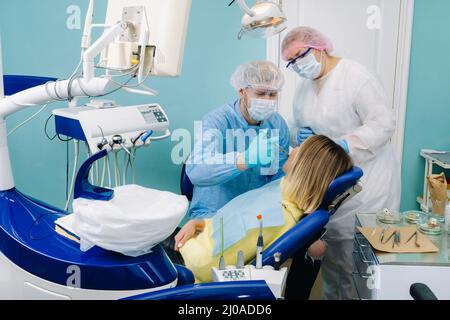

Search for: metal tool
xmin=381 ymin=229 xmax=396 ymax=245
xmin=406 ymin=231 xmax=421 ymax=248
xmin=380 ymin=226 xmax=390 ymax=243
xmin=393 ymin=231 xmax=400 ymax=249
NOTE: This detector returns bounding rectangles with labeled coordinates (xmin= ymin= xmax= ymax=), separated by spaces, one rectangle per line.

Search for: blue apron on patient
xmin=212 ymin=179 xmax=285 ymax=256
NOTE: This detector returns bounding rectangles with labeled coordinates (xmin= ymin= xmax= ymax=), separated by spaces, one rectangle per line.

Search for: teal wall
xmin=1 ymin=0 xmax=448 ymax=212
xmin=400 ymin=0 xmax=450 ymax=211
xmin=0 ymin=0 xmax=265 ymax=209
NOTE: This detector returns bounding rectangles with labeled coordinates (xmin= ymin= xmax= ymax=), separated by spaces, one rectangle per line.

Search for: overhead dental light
xmin=237 ymin=0 xmax=287 ymax=40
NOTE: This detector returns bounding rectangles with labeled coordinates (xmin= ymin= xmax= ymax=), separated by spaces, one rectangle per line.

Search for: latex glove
xmin=336 ymin=139 xmax=350 ymax=153
xmin=244 ymin=133 xmax=279 ymax=169
xmin=296 ymin=127 xmax=315 ymax=146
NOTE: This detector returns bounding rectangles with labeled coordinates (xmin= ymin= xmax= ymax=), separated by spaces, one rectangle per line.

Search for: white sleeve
xmin=343 ymin=77 xmax=396 ymax=163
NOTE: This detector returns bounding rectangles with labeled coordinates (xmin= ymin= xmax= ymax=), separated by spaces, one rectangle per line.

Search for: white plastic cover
xmin=71 ymin=184 xmax=188 ymax=257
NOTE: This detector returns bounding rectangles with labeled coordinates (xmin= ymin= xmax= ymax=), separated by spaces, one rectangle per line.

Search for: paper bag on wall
xmin=427 ymin=173 xmax=448 ymax=215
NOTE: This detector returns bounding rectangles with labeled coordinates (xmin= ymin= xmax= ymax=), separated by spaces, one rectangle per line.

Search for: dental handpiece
xmin=112 ymin=135 xmax=134 ymax=158
xmin=141 ymin=130 xmax=154 ymax=143
xmin=256 ymin=214 xmax=264 ymax=269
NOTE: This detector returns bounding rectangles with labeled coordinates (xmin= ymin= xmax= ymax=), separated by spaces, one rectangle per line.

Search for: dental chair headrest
xmin=320 ymin=166 xmax=363 ymax=210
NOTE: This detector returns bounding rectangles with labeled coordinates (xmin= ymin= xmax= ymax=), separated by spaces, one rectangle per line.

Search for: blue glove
xmin=336 ymin=139 xmax=350 ymax=153
xmin=244 ymin=133 xmax=278 ymax=168
xmin=296 ymin=127 xmax=315 ymax=146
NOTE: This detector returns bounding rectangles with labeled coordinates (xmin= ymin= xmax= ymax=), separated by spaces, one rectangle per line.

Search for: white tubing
xmin=7 ymin=104 xmax=49 ymax=136
xmin=122 ymin=152 xmax=128 ymax=185
xmin=107 ymin=153 xmax=112 ymax=188
xmin=114 ymin=151 xmax=119 ymax=187
xmin=101 ymin=157 xmax=107 ymax=187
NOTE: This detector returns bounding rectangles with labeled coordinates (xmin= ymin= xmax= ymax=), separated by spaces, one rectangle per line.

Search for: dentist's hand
xmin=243 ymin=133 xmax=279 ymax=169
xmin=296 ymin=127 xmax=315 ymax=146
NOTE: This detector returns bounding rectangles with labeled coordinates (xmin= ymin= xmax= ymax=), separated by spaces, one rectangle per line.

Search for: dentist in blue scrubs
xmin=186 ymin=61 xmax=289 ymax=219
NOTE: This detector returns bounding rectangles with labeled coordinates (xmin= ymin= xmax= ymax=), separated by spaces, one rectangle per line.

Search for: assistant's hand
xmin=307 ymin=240 xmax=326 ymax=259
xmin=174 ymin=220 xmax=205 ymax=251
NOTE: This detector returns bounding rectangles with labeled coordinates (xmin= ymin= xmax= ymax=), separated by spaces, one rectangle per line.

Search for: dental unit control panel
xmin=212 ymin=265 xmax=288 ymax=299
xmin=53 ymin=103 xmax=171 ymax=153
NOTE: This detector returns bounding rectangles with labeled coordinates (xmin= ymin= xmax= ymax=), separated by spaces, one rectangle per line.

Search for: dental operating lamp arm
xmin=83 ymin=21 xmax=129 ymax=81
xmin=81 ymin=0 xmax=95 ymax=50
xmin=237 ymin=0 xmax=255 ymax=16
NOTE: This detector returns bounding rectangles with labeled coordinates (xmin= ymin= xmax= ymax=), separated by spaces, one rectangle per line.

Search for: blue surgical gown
xmin=186 ymin=100 xmax=290 ymax=219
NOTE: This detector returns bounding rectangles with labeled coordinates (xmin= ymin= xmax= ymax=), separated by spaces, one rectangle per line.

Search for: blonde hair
xmin=283 ymin=135 xmax=353 ymax=213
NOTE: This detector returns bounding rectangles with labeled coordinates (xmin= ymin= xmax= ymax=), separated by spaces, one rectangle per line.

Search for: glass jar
xmin=376 ymin=208 xmax=402 ymax=224
xmin=418 ymin=216 xmax=443 ymax=235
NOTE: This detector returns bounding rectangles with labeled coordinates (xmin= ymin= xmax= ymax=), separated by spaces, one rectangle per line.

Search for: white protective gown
xmin=290 ymin=59 xmax=401 ymax=299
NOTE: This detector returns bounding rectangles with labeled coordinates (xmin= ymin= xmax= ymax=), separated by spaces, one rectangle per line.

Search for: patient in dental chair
xmin=173 ymin=135 xmax=353 ymax=283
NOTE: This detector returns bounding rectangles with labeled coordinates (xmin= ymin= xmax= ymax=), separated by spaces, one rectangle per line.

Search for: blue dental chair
xmin=126 ymin=164 xmax=363 ymax=300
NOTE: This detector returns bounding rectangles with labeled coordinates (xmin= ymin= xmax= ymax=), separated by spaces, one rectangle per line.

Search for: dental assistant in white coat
xmin=281 ymin=26 xmax=401 ymax=300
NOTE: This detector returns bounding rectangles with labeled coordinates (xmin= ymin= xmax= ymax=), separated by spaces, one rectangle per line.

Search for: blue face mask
xmin=291 ymin=51 xmax=323 ymax=80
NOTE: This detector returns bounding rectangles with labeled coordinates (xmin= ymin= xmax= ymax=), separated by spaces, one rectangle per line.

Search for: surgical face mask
xmin=247 ymin=98 xmax=278 ymax=122
xmin=291 ymin=51 xmax=323 ymax=80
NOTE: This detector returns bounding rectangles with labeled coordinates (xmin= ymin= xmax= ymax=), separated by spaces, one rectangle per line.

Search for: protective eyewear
xmin=286 ymin=48 xmax=312 ymax=69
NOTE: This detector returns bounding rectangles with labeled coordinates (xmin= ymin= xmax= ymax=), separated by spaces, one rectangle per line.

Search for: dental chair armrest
xmin=261 ymin=209 xmax=330 ymax=266
xmin=123 ymin=281 xmax=276 ymax=300
xmin=174 ymin=264 xmax=195 ymax=286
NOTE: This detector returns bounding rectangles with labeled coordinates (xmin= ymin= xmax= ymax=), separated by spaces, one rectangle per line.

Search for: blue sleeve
xmin=269 ymin=117 xmax=289 ymax=181
xmin=186 ymin=111 xmax=242 ymax=187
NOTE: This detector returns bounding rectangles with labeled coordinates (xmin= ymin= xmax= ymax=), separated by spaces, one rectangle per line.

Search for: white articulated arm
xmin=0 ymin=77 xmax=113 ymax=119
xmin=0 ymin=76 xmax=115 ymax=191
xmin=83 ymin=22 xmax=129 ymax=81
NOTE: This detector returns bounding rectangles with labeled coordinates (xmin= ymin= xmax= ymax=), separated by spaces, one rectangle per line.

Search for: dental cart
xmin=352 ymin=213 xmax=450 ymax=300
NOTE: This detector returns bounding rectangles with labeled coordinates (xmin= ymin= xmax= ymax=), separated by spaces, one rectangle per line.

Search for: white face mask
xmin=291 ymin=51 xmax=323 ymax=80
xmin=247 ymin=98 xmax=278 ymax=122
